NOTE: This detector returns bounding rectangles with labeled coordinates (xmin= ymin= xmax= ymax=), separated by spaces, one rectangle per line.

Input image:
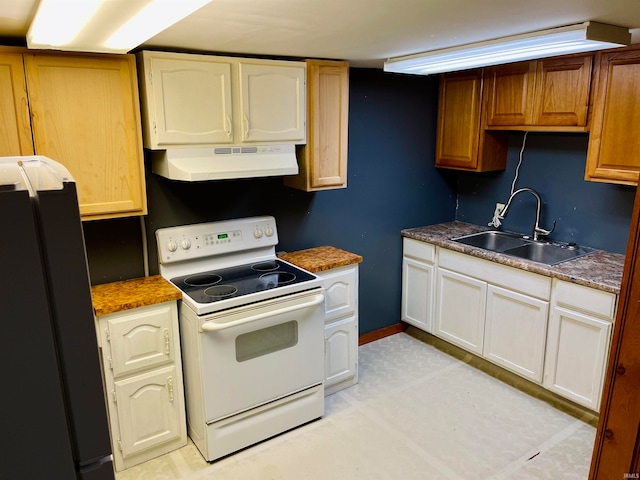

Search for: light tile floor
xmin=116 ymin=333 xmax=596 ymax=480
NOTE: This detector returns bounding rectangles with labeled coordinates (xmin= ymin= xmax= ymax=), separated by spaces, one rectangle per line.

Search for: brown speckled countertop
xmin=92 ymin=275 xmax=182 ymax=316
xmin=402 ymin=221 xmax=625 ymax=294
xmin=279 ymin=246 xmax=363 ymax=273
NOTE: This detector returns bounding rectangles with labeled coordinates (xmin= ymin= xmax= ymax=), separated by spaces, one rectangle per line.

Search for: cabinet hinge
xmin=112 ymin=390 xmax=117 ymax=403
xmin=164 ymin=328 xmax=170 ymax=356
xmin=117 ymin=439 xmax=123 ymax=452
xmin=108 ymin=356 xmax=113 ymax=370
xmin=105 ymin=328 xmax=110 ymax=342
xmin=167 ymin=376 xmax=174 ymax=403
xmin=153 ymin=120 xmax=157 ymax=135
xmin=148 ymin=70 xmax=153 ymax=85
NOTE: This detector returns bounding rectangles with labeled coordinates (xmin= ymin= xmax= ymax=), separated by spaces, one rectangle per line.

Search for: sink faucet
xmin=498 ymin=188 xmax=556 ymax=241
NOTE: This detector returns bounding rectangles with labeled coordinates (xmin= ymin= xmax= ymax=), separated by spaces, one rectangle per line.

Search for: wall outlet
xmin=494 ymin=203 xmax=505 ymax=217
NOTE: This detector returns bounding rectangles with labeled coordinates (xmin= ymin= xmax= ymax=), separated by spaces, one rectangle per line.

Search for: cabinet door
xmin=321 ymin=266 xmax=357 ymax=322
xmin=585 ymin=46 xmax=640 ymax=185
xmin=238 ymin=62 xmax=306 ymax=143
xmin=484 ymin=285 xmax=549 ymax=382
xmin=544 ymin=306 xmax=612 ymax=410
xmin=435 ymin=69 xmax=482 ymax=170
xmin=0 ymin=53 xmax=33 ymax=156
xmin=435 ymin=69 xmax=508 ymax=172
xmin=24 ymin=53 xmax=146 ymax=220
xmin=532 ymin=55 xmax=592 ymax=126
xmin=435 ymin=268 xmax=486 ymax=354
xmin=485 ymin=61 xmax=536 ymax=126
xmin=114 ymin=365 xmax=182 ymax=458
xmin=401 ymin=256 xmax=435 ymax=333
xmin=143 ymin=55 xmax=233 ymax=147
xmin=103 ymin=302 xmax=177 ymax=379
xmin=324 ymin=315 xmax=358 ymax=394
xmin=285 ymin=60 xmax=348 ymax=191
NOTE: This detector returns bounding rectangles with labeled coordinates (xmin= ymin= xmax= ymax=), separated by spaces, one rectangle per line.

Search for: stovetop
xmin=170 ymin=259 xmax=317 ymax=306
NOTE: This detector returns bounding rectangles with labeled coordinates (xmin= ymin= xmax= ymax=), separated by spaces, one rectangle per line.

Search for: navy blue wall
xmin=456 ymin=132 xmax=635 ymax=254
xmin=84 ymin=68 xmax=457 ymax=335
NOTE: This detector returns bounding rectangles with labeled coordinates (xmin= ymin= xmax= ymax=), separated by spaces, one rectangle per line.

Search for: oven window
xmin=235 ymin=321 xmax=298 ymax=362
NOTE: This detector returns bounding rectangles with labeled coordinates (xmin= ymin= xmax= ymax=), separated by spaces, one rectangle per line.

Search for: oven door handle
xmin=201 ymin=293 xmax=325 ymax=332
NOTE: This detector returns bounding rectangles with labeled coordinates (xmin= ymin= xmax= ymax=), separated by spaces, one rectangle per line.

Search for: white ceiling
xmin=1 ymin=0 xmax=639 ymax=68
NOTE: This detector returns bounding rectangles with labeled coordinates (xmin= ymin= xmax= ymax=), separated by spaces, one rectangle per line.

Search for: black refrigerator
xmin=0 ymin=156 xmax=114 ymax=479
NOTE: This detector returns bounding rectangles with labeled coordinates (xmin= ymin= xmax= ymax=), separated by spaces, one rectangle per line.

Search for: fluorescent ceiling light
xmin=384 ymin=22 xmax=631 ymax=75
xmin=27 ymin=0 xmax=213 ymax=54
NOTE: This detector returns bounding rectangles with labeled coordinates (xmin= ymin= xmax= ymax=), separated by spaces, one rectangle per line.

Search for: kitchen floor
xmin=116 ymin=332 xmax=596 ymax=480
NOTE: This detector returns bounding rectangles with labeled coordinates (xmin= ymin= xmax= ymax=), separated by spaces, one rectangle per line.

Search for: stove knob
xmin=181 ymin=238 xmax=192 ymax=250
xmin=254 ymin=228 xmax=263 ymax=239
xmin=166 ymin=240 xmax=178 ymax=252
xmin=265 ymin=226 xmax=274 ymax=237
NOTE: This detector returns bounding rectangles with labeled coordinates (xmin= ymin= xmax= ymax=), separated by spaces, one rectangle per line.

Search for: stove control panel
xmin=156 ymin=216 xmax=278 ymax=264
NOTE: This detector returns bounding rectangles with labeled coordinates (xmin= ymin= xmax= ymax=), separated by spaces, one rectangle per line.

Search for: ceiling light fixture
xmin=384 ymin=22 xmax=631 ymax=76
xmin=27 ymin=0 xmax=213 ymax=54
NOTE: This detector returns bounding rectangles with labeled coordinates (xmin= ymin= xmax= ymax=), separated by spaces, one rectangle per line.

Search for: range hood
xmin=151 ymin=145 xmax=298 ymax=181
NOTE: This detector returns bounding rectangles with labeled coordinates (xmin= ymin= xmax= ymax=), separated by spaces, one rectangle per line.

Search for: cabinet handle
xmin=164 ymin=328 xmax=170 ymax=356
xmin=168 ymin=377 xmax=174 ymax=403
xmin=243 ymin=114 xmax=249 ymax=139
xmin=226 ymin=115 xmax=232 ymax=139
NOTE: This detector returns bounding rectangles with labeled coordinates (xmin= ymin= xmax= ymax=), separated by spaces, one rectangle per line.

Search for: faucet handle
xmin=535 ymin=220 xmax=556 ymax=238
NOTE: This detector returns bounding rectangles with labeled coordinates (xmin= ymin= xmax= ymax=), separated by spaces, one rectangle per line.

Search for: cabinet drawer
xmin=403 ymin=238 xmax=436 ymax=263
xmin=438 ymin=248 xmax=551 ymax=300
xmin=553 ymin=280 xmax=616 ymax=319
xmin=318 ymin=266 xmax=358 ymax=321
xmin=101 ymin=302 xmax=178 ymax=378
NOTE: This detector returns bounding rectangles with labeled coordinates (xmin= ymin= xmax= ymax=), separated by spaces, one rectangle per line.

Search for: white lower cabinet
xmin=543 ymin=280 xmax=616 ymax=411
xmin=402 ymin=239 xmax=618 ymax=411
xmin=318 ymin=265 xmax=359 ymax=395
xmin=484 ymin=285 xmax=549 ymax=382
xmin=96 ymin=301 xmax=187 ymax=471
xmin=435 ymin=268 xmax=486 ymax=354
xmin=401 ymin=238 xmax=436 ymax=332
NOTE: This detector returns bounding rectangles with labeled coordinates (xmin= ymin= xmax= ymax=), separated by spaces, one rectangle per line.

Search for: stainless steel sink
xmin=452 ymin=231 xmax=596 ymax=265
xmin=502 ymin=242 xmax=594 ymax=265
xmin=452 ymin=231 xmax=532 ymax=252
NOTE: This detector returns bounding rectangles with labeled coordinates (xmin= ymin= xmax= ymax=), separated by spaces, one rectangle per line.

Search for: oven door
xmin=198 ymin=288 xmax=325 ymax=423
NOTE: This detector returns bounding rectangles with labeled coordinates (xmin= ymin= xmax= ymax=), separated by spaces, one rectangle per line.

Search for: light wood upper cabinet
xmin=484 ymin=55 xmax=592 ymax=129
xmin=20 ymin=52 xmax=146 ymax=220
xmin=284 ymin=59 xmax=349 ymax=191
xmin=0 ymin=52 xmax=33 ymax=156
xmin=435 ymin=69 xmax=508 ymax=172
xmin=585 ymin=45 xmax=640 ymax=185
xmin=533 ymin=55 xmax=592 ymax=126
xmin=484 ymin=61 xmax=537 ymax=126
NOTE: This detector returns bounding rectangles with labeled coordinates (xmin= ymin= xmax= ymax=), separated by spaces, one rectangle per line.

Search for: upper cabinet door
xmin=485 ymin=61 xmax=537 ymax=126
xmin=238 ymin=61 xmax=306 ymax=143
xmin=532 ymin=55 xmax=592 ymax=127
xmin=585 ymin=46 xmax=640 ymax=185
xmin=24 ymin=53 xmax=146 ymax=220
xmin=0 ymin=52 xmax=34 ymax=156
xmin=435 ymin=69 xmax=483 ymax=169
xmin=140 ymin=53 xmax=234 ymax=148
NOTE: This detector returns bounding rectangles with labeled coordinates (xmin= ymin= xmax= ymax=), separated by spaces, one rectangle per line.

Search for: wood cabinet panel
xmin=435 ymin=69 xmax=508 ymax=172
xmin=24 ymin=53 xmax=146 ymax=219
xmin=285 ymin=60 xmax=349 ymax=190
xmin=585 ymin=46 xmax=640 ymax=185
xmin=485 ymin=61 xmax=537 ymax=126
xmin=0 ymin=52 xmax=33 ymax=156
xmin=533 ymin=55 xmax=592 ymax=126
